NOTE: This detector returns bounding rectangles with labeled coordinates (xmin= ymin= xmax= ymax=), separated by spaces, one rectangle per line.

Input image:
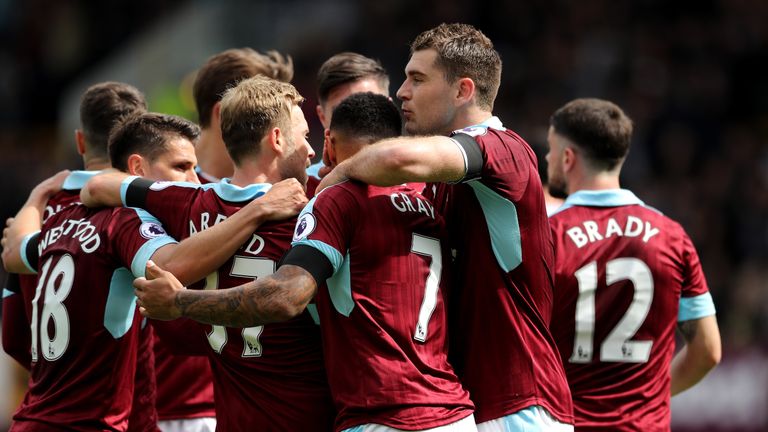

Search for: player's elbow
xmin=2 ymin=253 xmax=26 ymax=274
xmin=261 ymin=278 xmax=309 ymax=323
xmin=702 ymin=341 xmax=722 ymax=369
xmin=689 ymin=334 xmax=722 ymax=375
xmin=159 ymin=260 xmax=198 ymax=287
xmin=267 ymin=297 xmax=305 ymax=323
xmin=81 ymin=177 xmax=105 ymax=207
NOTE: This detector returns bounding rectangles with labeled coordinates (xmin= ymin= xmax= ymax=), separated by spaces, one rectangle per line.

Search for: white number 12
xmin=571 ymin=257 xmax=654 ymax=364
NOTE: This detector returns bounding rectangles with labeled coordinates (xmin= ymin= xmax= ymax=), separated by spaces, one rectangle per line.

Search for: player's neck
xmin=196 ymin=128 xmax=234 ymax=179
xmin=229 ymin=161 xmax=280 ymax=187
xmin=568 ymin=172 xmax=621 ymax=194
xmin=449 ymin=106 xmax=494 ymax=135
xmin=83 ymin=157 xmax=110 ymax=171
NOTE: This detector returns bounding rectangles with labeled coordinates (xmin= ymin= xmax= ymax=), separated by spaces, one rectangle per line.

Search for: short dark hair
xmin=330 ymin=92 xmax=401 ymax=143
xmin=550 ymin=98 xmax=633 ymax=171
xmin=193 ymin=48 xmax=293 ymax=128
xmin=79 ymin=82 xmax=147 ymax=159
xmin=109 ymin=113 xmax=200 ymax=172
xmin=317 ymin=52 xmax=389 ymax=104
xmin=411 ymin=23 xmax=501 ymax=111
xmin=220 ymin=75 xmax=304 ymax=166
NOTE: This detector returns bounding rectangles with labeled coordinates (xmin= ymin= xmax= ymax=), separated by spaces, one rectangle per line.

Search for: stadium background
xmin=0 ymin=0 xmax=765 ymax=430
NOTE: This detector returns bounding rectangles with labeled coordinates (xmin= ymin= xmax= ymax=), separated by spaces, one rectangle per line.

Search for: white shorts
xmin=158 ymin=417 xmax=217 ymax=432
xmin=476 ymin=406 xmax=573 ymax=432
xmin=344 ymin=413 xmax=477 ymax=432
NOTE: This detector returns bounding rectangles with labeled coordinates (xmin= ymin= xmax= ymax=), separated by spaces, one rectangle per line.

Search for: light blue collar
xmin=62 ymin=170 xmax=103 ymax=191
xmin=212 ymin=178 xmax=272 ymax=202
xmin=454 ymin=116 xmax=506 ymax=136
xmin=475 ymin=116 xmax=504 ymax=129
xmin=558 ymin=189 xmax=644 ymax=212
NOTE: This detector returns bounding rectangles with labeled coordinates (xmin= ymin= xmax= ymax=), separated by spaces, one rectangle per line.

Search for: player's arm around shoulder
xmin=2 ymin=170 xmax=70 ymax=273
xmin=134 ymin=260 xmax=318 ymax=328
xmin=80 ymin=169 xmax=130 ymax=207
xmin=318 ymin=136 xmax=467 ymax=192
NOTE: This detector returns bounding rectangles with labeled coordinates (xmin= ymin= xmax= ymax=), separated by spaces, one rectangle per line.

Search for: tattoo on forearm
xmin=175 ymin=265 xmax=316 ymax=328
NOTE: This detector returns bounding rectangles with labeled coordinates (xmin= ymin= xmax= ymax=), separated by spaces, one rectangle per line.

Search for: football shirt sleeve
xmin=280 ymin=245 xmax=334 ymax=288
xmin=450 ymin=130 xmax=532 ymax=202
xmin=121 ymin=176 xmax=199 ymax=238
xmin=289 ymin=185 xmax=361 ymax=316
xmin=108 ymin=208 xmax=178 ymax=278
xmin=2 ymin=273 xmax=32 ymax=369
xmin=678 ymin=232 xmax=716 ymax=322
xmin=290 ymin=186 xmax=359 ymax=273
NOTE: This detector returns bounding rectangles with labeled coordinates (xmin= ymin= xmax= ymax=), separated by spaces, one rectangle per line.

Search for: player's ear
xmin=75 ymin=129 xmax=86 ymax=156
xmin=316 ymin=104 xmax=328 ymax=130
xmin=210 ymin=102 xmax=222 ymax=130
xmin=324 ymin=130 xmax=338 ymax=167
xmin=268 ymin=127 xmax=283 ymax=156
xmin=455 ymin=77 xmax=475 ymax=106
xmin=563 ymin=146 xmax=576 ymax=173
xmin=127 ymin=154 xmax=146 ymax=177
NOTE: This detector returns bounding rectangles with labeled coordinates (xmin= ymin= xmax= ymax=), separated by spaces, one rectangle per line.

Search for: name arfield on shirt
xmin=189 ymin=212 xmax=266 ymax=255
xmin=565 ymin=215 xmax=659 ymax=248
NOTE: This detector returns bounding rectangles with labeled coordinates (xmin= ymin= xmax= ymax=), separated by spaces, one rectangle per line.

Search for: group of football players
xmin=1 ymin=22 xmax=720 ymax=432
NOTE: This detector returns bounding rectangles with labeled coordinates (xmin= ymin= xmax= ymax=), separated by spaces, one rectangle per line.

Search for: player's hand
xmin=316 ymin=164 xmax=349 ymax=193
xmin=253 ymin=178 xmax=308 ymax=221
xmin=318 ymin=146 xmax=333 ymax=178
xmin=133 ymin=260 xmax=184 ymax=320
xmin=30 ymin=170 xmax=71 ymax=202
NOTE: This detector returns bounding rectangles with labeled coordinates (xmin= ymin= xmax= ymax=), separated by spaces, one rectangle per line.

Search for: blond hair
xmin=219 ymin=75 xmax=304 ymax=165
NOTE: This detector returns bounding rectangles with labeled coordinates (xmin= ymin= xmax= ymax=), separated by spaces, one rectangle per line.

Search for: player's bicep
xmin=677 ymin=315 xmax=721 ymax=358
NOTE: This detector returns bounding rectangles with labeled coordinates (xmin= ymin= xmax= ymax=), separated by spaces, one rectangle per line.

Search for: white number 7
xmin=411 ymin=234 xmax=442 ymax=343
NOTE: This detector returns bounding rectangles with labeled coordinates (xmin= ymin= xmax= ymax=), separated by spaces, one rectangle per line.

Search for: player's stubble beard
xmin=278 ymin=134 xmax=309 ymax=187
xmin=548 ymin=170 xmax=569 ymax=199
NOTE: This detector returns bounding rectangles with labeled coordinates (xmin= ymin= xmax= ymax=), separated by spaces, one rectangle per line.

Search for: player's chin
xmin=403 ymin=120 xmax=420 ymax=136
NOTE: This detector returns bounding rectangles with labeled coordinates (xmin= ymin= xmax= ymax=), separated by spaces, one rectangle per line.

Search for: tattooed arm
xmin=670 ymin=315 xmax=722 ymax=396
xmin=134 ymin=260 xmax=317 ymax=327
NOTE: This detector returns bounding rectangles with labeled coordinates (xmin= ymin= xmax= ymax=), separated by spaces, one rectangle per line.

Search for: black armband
xmin=279 ymin=245 xmax=334 ymax=287
xmin=124 ymin=177 xmax=155 ymax=208
xmin=451 ymin=133 xmax=484 ymax=182
xmin=23 ymin=232 xmax=40 ymax=271
xmin=4 ymin=273 xmax=21 ymax=294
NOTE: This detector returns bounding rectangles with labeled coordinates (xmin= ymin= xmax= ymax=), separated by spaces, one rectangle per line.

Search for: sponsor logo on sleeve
xmin=139 ymin=222 xmax=167 ymax=239
xmin=293 ymin=213 xmax=316 ymax=242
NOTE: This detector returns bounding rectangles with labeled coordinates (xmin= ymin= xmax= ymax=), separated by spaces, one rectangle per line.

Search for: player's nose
xmin=396 ymin=81 xmax=410 ymax=101
xmin=305 ymin=141 xmax=316 ymax=160
xmin=186 ymin=170 xmax=200 ymax=184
